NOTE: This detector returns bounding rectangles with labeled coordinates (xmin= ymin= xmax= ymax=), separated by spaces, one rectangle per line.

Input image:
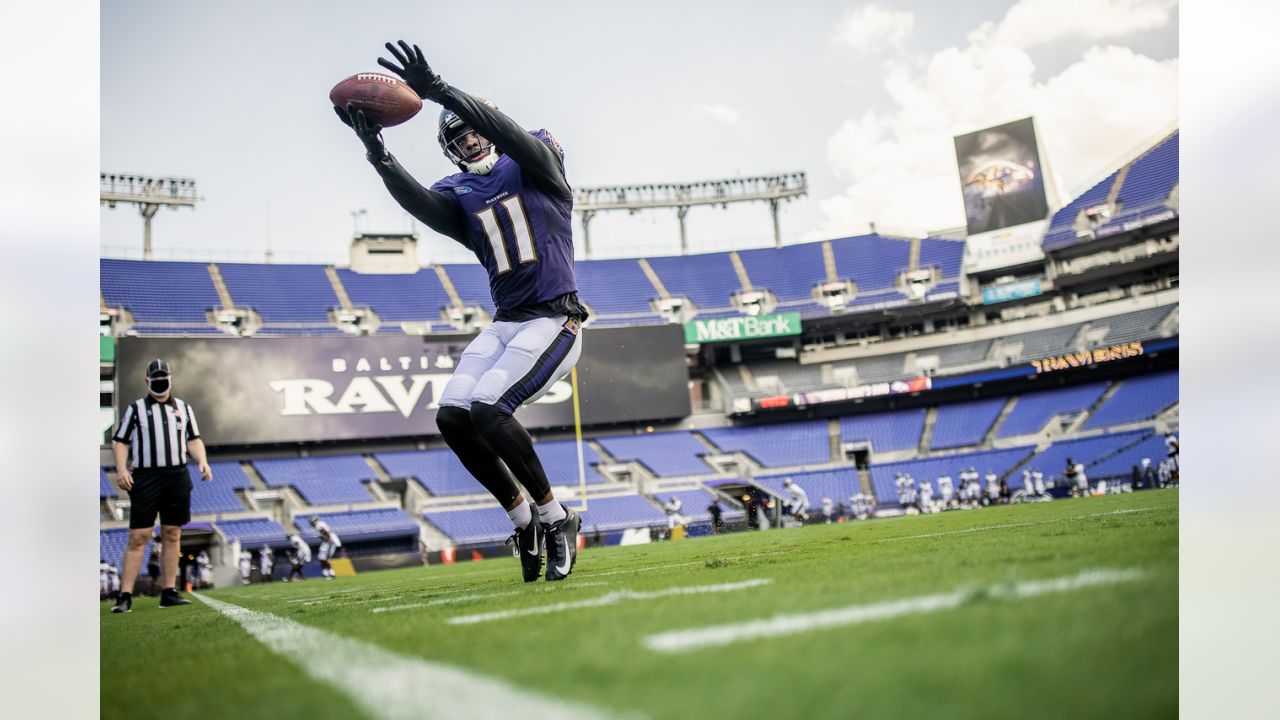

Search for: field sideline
xmin=101 ymin=491 xmax=1178 ymax=719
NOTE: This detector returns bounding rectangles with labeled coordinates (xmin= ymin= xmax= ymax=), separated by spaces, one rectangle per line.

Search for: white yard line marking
xmin=193 ymin=592 xmax=623 ymax=720
xmin=369 ymin=582 xmax=613 ymax=614
xmin=641 ymin=568 xmax=1145 ymax=653
xmin=874 ymin=508 xmax=1157 ymax=543
xmin=447 ymin=579 xmax=773 ymax=626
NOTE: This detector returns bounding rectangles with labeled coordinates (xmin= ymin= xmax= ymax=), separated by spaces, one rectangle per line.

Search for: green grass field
xmin=101 ymin=491 xmax=1178 ymax=719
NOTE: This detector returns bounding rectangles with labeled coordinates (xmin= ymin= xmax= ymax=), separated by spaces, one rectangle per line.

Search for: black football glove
xmin=335 ymin=102 xmax=387 ymax=161
xmin=378 ymin=40 xmax=449 ymax=102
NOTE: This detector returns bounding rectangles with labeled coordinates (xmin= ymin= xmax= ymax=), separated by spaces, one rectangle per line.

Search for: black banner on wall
xmin=954 ymin=117 xmax=1050 ymax=235
xmin=115 ymin=324 xmax=691 ymax=446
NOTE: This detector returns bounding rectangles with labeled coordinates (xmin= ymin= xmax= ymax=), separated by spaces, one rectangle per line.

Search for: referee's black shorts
xmin=127 ymin=466 xmax=192 ymax=530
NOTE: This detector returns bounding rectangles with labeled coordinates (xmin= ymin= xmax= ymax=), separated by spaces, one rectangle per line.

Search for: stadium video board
xmin=954 ymin=117 xmax=1050 ymax=236
xmin=115 ymin=324 xmax=691 ymax=446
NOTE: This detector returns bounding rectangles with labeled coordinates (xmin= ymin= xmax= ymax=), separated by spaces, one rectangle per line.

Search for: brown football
xmin=329 ymin=72 xmax=422 ymax=128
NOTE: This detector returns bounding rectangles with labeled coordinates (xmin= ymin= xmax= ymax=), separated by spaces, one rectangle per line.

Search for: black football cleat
xmin=506 ymin=518 xmax=543 ymax=583
xmin=159 ymin=590 xmax=192 ymax=608
xmin=110 ymin=593 xmax=132 ymax=613
xmin=542 ymin=504 xmax=580 ymax=582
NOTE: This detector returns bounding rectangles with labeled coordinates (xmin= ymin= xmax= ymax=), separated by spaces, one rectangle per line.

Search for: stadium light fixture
xmin=100 ymin=173 xmax=198 ymax=260
xmin=574 ymin=172 xmax=808 ymax=256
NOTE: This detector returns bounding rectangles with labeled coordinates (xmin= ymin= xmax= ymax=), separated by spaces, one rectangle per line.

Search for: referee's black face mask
xmin=147 ymin=374 xmax=171 ymax=398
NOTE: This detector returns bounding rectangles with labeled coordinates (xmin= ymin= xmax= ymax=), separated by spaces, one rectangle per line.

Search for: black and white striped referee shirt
xmin=113 ymin=396 xmax=202 ymax=469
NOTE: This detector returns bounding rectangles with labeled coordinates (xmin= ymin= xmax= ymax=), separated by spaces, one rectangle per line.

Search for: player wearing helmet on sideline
xmin=310 ymin=516 xmax=342 ymax=579
xmin=335 ymin=41 xmax=585 ymax=583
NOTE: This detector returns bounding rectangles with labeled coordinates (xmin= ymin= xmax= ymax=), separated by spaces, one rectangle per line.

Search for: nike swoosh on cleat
xmin=555 ymin=535 xmax=571 ymax=576
xmin=525 ymin=545 xmax=539 ymax=556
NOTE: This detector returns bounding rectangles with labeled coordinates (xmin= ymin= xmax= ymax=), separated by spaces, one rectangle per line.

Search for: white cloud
xmin=694 ymin=103 xmax=742 ymax=125
xmin=832 ymin=4 xmax=915 ymax=54
xmin=972 ymin=0 xmax=1179 ymax=49
xmin=816 ymin=5 xmax=1178 ymax=239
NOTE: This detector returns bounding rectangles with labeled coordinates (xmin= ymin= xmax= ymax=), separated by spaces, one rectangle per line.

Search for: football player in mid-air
xmin=336 ymin=40 xmax=587 ymax=582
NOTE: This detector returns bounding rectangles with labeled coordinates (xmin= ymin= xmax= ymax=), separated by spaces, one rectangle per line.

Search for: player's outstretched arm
xmin=379 ymin=40 xmax=571 ymax=200
xmin=335 ymin=102 xmax=468 ymax=244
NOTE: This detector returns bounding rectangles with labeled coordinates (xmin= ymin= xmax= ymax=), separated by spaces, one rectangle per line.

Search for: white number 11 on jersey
xmin=475 ymin=195 xmax=538 ymax=273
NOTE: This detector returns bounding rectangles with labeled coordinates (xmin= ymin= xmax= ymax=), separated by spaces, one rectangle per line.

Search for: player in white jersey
xmin=1074 ymin=462 xmax=1089 ymax=496
xmin=985 ymin=472 xmax=1000 ymax=504
xmin=258 ymin=546 xmax=274 ymax=582
xmin=917 ymin=479 xmax=934 ymax=513
xmin=100 ymin=559 xmax=111 ymax=600
xmin=239 ymin=550 xmax=252 ymax=584
xmin=311 ymin=517 xmax=343 ymax=579
xmin=196 ymin=550 xmax=212 ymax=588
xmin=782 ymin=478 xmax=810 ymax=522
xmin=821 ymin=496 xmax=835 ymax=523
xmin=287 ymin=534 xmax=312 ymax=582
xmin=663 ymin=495 xmax=684 ymax=531
xmin=937 ymin=474 xmax=954 ymax=508
xmin=107 ymin=563 xmax=121 ymax=597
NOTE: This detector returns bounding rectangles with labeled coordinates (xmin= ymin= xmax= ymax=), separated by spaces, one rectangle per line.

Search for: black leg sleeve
xmin=436 ymin=405 xmax=522 ymax=508
xmin=470 ymin=402 xmax=553 ymax=502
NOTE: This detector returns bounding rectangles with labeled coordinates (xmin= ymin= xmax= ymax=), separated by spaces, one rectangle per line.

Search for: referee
xmin=110 ymin=359 xmax=212 ymax=613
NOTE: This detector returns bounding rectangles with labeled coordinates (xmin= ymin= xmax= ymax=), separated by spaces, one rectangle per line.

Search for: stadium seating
xmin=439 ymin=264 xmax=496 ymax=315
xmin=572 ymin=258 xmax=660 ymax=315
xmin=1099 ymin=132 xmax=1178 ymax=233
xmin=217 ymin=262 xmax=339 ymax=323
xmin=1043 ymin=168 xmax=1122 ymax=250
xmin=830 ymin=234 xmax=910 ymax=291
xmin=701 ymin=421 xmax=831 ymax=467
xmin=839 ymin=407 xmax=926 ymax=452
xmin=533 ymin=439 xmax=608 ymax=485
xmin=754 ymin=468 xmax=862 ymax=508
xmin=1084 ymin=433 xmax=1167 ymax=479
xmin=930 ymin=398 xmax=1007 ymax=450
xmin=336 ymin=268 xmax=452 ymax=322
xmin=1000 ymin=324 xmax=1084 ymax=362
xmin=996 ymin=382 xmax=1110 ymax=437
xmin=747 ymin=359 xmax=826 ymax=393
xmin=253 ymin=455 xmax=379 ymax=505
xmin=126 ymin=323 xmax=228 ymax=336
xmin=292 ymin=508 xmax=420 ymax=542
xmin=100 ymin=528 xmax=152 ymax=568
xmin=216 ymin=517 xmax=293 ymax=547
xmin=646 ymin=253 xmax=742 ymax=311
xmin=100 ymin=259 xmax=221 ymax=323
xmin=578 ymin=495 xmax=669 ymax=532
xmin=1082 ymin=371 xmax=1178 ymax=429
xmin=376 ymin=448 xmax=484 ymax=496
xmin=100 ymin=468 xmax=117 ymax=499
xmin=1095 ymin=306 xmax=1176 ymax=345
xmin=657 ymin=489 xmax=745 ymax=523
xmin=918 ymin=238 xmax=964 ymax=279
xmin=1020 ymin=430 xmax=1150 ymax=481
xmin=738 ymin=243 xmax=827 ymax=303
xmin=423 ymin=506 xmax=513 ymax=545
xmin=188 ymin=461 xmax=253 ymax=515
xmin=870 ymin=446 xmax=1036 ymax=499
xmin=596 ymin=431 xmax=714 ymax=477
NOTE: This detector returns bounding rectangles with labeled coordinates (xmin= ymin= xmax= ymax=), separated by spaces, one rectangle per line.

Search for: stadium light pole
xmin=573 ymin=172 xmax=807 ymax=257
xmin=100 ymin=174 xmax=198 ymax=260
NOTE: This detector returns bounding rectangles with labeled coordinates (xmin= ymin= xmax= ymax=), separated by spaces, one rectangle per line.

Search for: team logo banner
xmin=954 ymin=117 xmax=1051 ymax=236
xmin=116 ymin=325 xmax=691 ymax=446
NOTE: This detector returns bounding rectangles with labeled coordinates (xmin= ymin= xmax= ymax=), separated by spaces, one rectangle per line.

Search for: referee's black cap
xmin=146 ymin=359 xmax=172 ymax=377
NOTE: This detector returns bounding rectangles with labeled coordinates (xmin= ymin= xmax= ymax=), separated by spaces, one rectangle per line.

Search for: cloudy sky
xmin=100 ymin=0 xmax=1178 ymax=264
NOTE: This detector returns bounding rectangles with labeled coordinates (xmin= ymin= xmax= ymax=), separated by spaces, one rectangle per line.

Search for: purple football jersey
xmin=430 ymin=130 xmax=576 ymax=313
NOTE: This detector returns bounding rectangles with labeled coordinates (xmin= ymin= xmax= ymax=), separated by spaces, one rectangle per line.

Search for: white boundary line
xmin=193 ymin=592 xmax=624 ymax=720
xmin=873 ymin=508 xmax=1157 ymax=543
xmin=447 ymin=579 xmax=773 ymax=626
xmin=370 ymin=582 xmax=613 ymax=614
xmin=641 ymin=568 xmax=1145 ymax=653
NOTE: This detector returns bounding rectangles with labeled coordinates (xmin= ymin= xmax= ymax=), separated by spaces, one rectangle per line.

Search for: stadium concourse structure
xmin=99 ymin=131 xmax=1179 ymax=582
